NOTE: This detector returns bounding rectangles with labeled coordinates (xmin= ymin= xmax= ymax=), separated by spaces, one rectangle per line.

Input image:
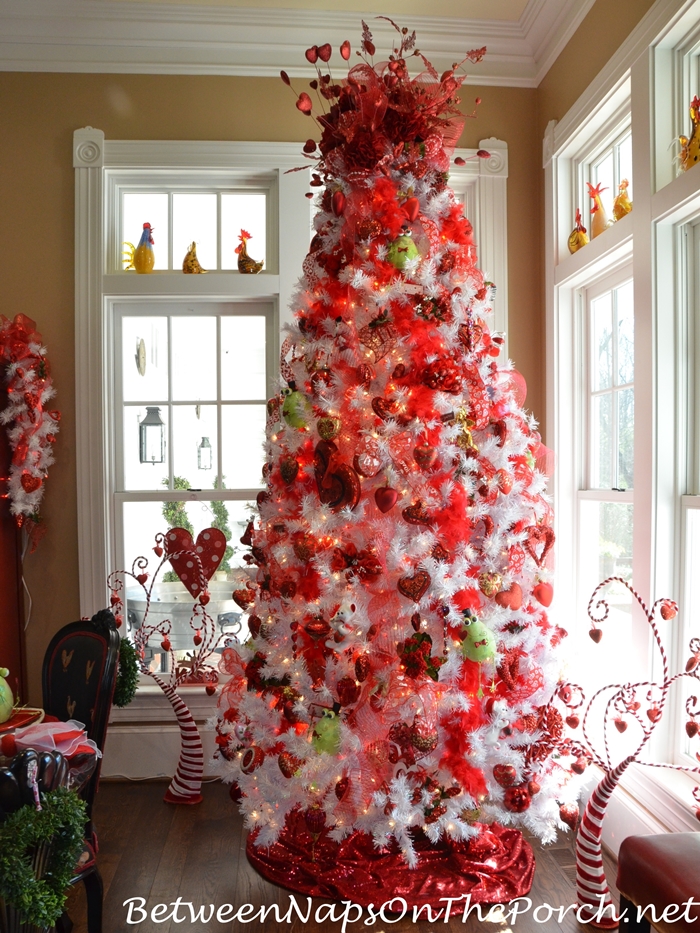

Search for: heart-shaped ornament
xmin=524 ymin=526 xmax=555 ymax=567
xmin=165 ymin=527 xmax=227 ymax=599
xmin=20 ymin=472 xmax=42 ymax=494
xmin=685 ymin=720 xmax=699 ymax=739
xmin=493 ymin=764 xmax=517 ymax=787
xmin=402 ymin=502 xmax=433 ymax=526
xmin=588 ymin=628 xmax=603 ymax=643
xmin=375 ymin=487 xmax=398 ymax=513
xmin=494 ymin=583 xmax=522 ymax=611
xmin=403 ymin=197 xmax=420 ymax=222
xmin=533 ymin=582 xmax=553 ymax=607
xmin=398 ymin=571 xmax=431 ymax=603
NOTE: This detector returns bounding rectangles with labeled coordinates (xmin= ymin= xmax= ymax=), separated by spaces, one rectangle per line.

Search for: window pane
xmin=592 ymin=151 xmax=614 ymax=221
xmin=221 ymin=317 xmax=266 ymax=400
xmin=221 ymin=194 xmax=266 ymax=270
xmin=618 ymin=388 xmax=634 ymax=489
xmin=172 ymin=193 xmax=217 ymax=272
xmin=123 ymin=405 xmax=169 ymax=491
xmin=123 ymin=499 xmax=255 ymax=658
xmin=172 ymin=404 xmax=218 ymax=485
xmin=617 ymin=133 xmax=633 ymax=201
xmin=577 ymin=500 xmax=644 ymax=751
xmin=221 ymin=405 xmax=265 ymax=488
xmin=123 ymin=193 xmax=168 ymax=270
xmin=121 ymin=316 xmax=168 ymax=402
xmin=616 ymin=281 xmax=634 ymax=385
xmin=592 ymin=292 xmax=613 ymax=390
xmin=171 ymin=316 xmax=217 ymax=401
xmin=592 ymin=393 xmax=613 ymax=488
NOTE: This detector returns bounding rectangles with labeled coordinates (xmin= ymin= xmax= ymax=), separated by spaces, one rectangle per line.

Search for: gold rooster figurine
xmin=612 ymin=179 xmax=633 ymax=221
xmin=235 ymin=229 xmax=264 ymax=274
xmin=679 ymin=95 xmax=700 ymax=173
xmin=587 ymin=182 xmax=613 ymax=238
xmin=568 ymin=209 xmax=589 ymax=254
xmin=182 ymin=241 xmax=207 ymax=274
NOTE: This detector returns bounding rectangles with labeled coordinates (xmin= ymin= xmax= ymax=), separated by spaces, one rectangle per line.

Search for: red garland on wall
xmin=0 ymin=314 xmax=59 ymax=551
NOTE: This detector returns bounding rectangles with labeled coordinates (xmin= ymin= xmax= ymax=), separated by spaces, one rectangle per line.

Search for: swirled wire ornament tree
xmin=108 ymin=528 xmax=227 ymax=804
xmin=574 ymin=576 xmax=700 ymax=929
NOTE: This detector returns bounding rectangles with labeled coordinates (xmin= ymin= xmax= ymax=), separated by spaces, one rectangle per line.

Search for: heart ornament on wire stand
xmin=164 ymin=527 xmax=227 ymax=600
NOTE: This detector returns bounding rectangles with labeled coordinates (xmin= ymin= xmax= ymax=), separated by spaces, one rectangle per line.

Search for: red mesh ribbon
xmin=247 ymin=810 xmax=534 ymax=912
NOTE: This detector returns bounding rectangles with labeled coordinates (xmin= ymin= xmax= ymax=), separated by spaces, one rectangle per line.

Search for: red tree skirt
xmin=247 ymin=810 xmax=535 ymax=914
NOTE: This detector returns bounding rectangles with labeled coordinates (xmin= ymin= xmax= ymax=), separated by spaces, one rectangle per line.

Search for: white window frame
xmin=73 ymin=127 xmax=509 ymax=622
xmin=544 ymin=0 xmax=700 ymax=844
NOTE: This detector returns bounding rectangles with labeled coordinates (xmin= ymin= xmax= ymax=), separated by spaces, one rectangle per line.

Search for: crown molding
xmin=0 ymin=0 xmax=597 ymax=87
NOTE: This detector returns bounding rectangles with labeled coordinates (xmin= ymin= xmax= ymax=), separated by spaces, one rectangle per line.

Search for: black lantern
xmin=197 ymin=436 xmax=212 ymax=470
xmin=139 ymin=407 xmax=165 ymax=464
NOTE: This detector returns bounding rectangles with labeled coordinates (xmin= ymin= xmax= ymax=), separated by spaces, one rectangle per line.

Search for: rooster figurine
xmin=586 ymin=182 xmax=613 ymax=238
xmin=235 ymin=229 xmax=264 ymax=274
xmin=612 ymin=179 xmax=633 ymax=221
xmin=568 ymin=208 xmax=589 ymax=254
xmin=182 ymin=241 xmax=206 ymax=274
xmin=123 ymin=222 xmax=155 ymax=274
xmin=679 ymin=95 xmax=700 ymax=173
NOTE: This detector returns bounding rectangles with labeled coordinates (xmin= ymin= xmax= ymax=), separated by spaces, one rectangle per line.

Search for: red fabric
xmin=247 ymin=810 xmax=534 ymax=912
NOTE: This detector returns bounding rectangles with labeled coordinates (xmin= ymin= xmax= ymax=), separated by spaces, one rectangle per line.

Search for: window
xmin=586 ymin=129 xmax=633 ymax=228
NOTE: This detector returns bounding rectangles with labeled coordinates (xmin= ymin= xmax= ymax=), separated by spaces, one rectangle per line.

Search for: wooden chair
xmin=617 ymin=833 xmax=700 ymax=933
xmin=42 ymin=608 xmax=121 ymax=933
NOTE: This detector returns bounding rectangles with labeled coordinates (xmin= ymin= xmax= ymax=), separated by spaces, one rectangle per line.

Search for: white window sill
xmin=110 ymin=683 xmax=219 ymax=725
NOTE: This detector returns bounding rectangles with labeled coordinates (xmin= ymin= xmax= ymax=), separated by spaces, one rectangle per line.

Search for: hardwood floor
xmin=66 ymin=781 xmax=619 ymax=933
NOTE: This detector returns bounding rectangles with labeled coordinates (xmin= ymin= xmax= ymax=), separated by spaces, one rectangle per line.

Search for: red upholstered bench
xmin=617 ymin=833 xmax=700 ymax=933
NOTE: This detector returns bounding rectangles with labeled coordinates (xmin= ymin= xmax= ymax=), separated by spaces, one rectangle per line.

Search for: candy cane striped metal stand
xmin=576 ymin=757 xmax=634 ymax=928
xmin=152 ymin=673 xmax=204 ymax=805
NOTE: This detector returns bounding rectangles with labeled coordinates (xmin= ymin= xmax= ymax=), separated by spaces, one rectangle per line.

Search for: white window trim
xmin=74 ymin=126 xmax=509 ymax=622
xmin=544 ymin=0 xmax=700 ymax=848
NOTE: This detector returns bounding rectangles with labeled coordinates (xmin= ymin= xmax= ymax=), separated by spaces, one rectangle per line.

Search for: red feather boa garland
xmin=0 ymin=314 xmax=59 ymax=550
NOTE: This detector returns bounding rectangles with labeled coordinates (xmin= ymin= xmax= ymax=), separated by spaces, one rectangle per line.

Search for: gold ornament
xmin=455 ymin=408 xmax=477 ymax=452
xmin=182 ymin=241 xmax=207 ymax=274
xmin=478 ymin=572 xmax=502 ymax=597
xmin=236 ymin=229 xmax=264 ymax=274
xmin=317 ymin=416 xmax=341 ymax=441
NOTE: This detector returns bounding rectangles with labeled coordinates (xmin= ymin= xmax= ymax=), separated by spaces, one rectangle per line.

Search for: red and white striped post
xmin=576 ymin=756 xmax=634 ymax=928
xmin=151 ymin=673 xmax=204 ymax=805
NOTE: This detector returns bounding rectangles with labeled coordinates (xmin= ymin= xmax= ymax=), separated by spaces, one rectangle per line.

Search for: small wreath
xmin=113 ymin=637 xmax=139 ymax=708
xmin=0 ymin=787 xmax=86 ymax=928
xmin=0 ymin=314 xmax=60 ymax=552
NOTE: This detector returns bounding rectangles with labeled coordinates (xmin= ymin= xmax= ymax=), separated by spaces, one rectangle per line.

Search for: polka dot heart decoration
xmin=164 ymin=527 xmax=227 ymax=601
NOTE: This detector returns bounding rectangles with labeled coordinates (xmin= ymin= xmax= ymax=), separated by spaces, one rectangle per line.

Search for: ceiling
xmin=0 ymin=0 xmax=596 ymax=86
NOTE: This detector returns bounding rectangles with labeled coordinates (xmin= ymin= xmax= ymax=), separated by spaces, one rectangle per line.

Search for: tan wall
xmin=0 ymin=0 xmax=660 ymax=699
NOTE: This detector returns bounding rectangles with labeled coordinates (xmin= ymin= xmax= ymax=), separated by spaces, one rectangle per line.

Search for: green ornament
xmin=281 ymin=387 xmax=312 ymax=429
xmin=460 ymin=619 xmax=496 ymax=663
xmin=312 ymin=709 xmax=341 ymax=755
xmin=387 ymin=229 xmax=420 ymax=270
xmin=0 ymin=667 xmax=13 ymax=724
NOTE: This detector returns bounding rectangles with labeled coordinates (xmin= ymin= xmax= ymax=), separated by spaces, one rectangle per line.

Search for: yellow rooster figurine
xmin=586 ymin=183 xmax=613 ymax=239
xmin=182 ymin=241 xmax=206 ymax=274
xmin=568 ymin=209 xmax=589 ymax=254
xmin=612 ymin=179 xmax=633 ymax=220
xmin=123 ymin=222 xmax=155 ymax=273
xmin=679 ymin=95 xmax=700 ymax=173
xmin=235 ymin=230 xmax=264 ymax=274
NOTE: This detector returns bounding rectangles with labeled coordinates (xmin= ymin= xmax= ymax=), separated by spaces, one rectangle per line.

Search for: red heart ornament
xmin=305 ymin=46 xmax=318 ymax=63
xmin=317 ymin=43 xmax=332 ymax=62
xmin=589 ymin=628 xmax=603 ymax=643
xmin=614 ymin=718 xmax=627 ymax=733
xmin=533 ymin=582 xmax=553 ymax=607
xmin=402 ymin=502 xmax=433 ymax=526
xmin=494 ymin=583 xmax=522 ymax=611
xmin=524 ymin=526 xmax=555 ymax=567
xmin=647 ymin=706 xmax=662 ymax=723
xmin=296 ymin=93 xmax=313 ymax=114
xmin=493 ymin=764 xmax=516 ymax=787
xmin=20 ymin=471 xmax=42 ymax=494
xmin=398 ymin=570 xmax=431 ymax=602
xmin=685 ymin=721 xmax=699 ymax=739
xmin=565 ymin=714 xmax=580 ymax=729
xmin=375 ymin=487 xmax=398 ymax=513
xmin=165 ymin=527 xmax=227 ymax=599
xmin=660 ymin=600 xmax=677 ymax=621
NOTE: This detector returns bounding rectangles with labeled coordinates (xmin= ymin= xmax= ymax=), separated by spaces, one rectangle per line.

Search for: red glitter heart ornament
xmin=164 ymin=526 xmax=227 ymax=599
xmin=397 ymin=570 xmax=430 ymax=602
xmin=20 ymin=471 xmax=42 ymax=494
xmin=524 ymin=526 xmax=555 ymax=567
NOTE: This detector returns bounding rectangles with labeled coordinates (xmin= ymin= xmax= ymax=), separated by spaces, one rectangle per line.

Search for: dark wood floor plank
xmin=63 ymin=782 xmax=623 ymax=933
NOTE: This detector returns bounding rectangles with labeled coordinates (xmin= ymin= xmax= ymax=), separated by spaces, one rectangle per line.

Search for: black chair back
xmin=42 ymin=609 xmax=120 ymax=815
